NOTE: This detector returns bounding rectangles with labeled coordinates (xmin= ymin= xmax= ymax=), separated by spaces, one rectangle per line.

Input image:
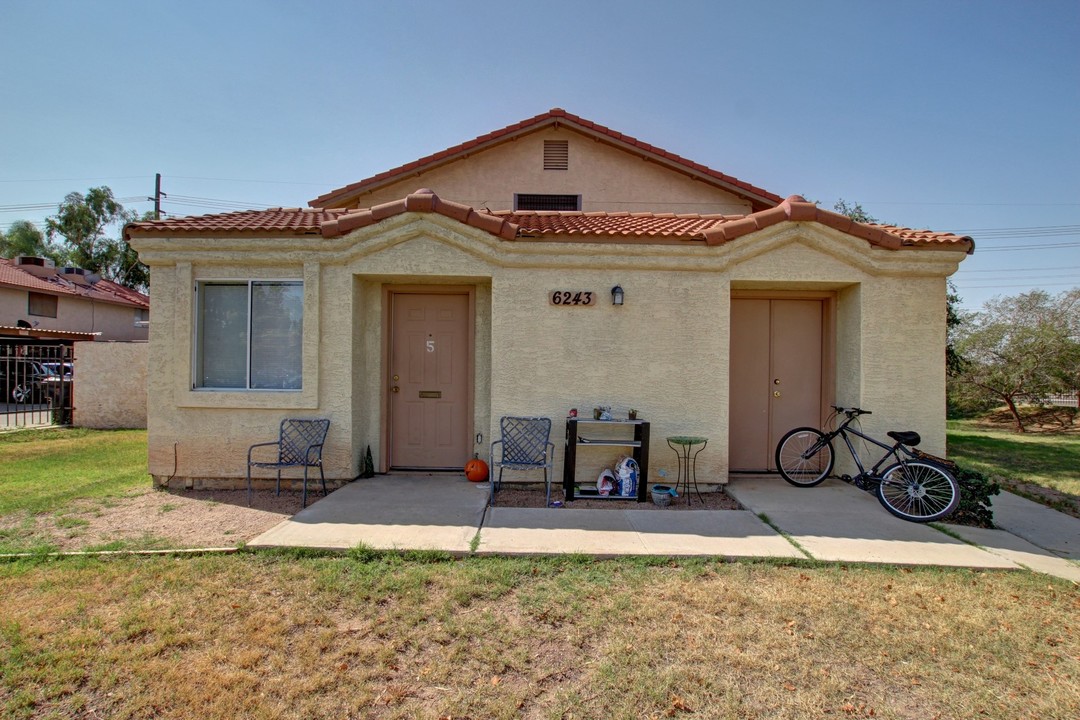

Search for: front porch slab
xmin=247 ymin=475 xmax=488 ymax=553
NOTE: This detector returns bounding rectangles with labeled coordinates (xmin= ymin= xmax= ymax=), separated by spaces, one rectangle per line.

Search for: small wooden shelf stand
xmin=562 ymin=418 xmax=650 ymax=502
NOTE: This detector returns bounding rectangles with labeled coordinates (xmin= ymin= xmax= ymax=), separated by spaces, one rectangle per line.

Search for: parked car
xmin=38 ymin=362 xmax=73 ymax=403
xmin=1 ymin=358 xmax=50 ymax=404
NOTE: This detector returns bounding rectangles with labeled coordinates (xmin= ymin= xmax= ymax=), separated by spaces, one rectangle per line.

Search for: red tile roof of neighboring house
xmin=308 ymin=108 xmax=784 ymax=211
xmin=0 ymin=258 xmax=150 ymax=308
xmin=126 ymin=189 xmax=973 ymax=253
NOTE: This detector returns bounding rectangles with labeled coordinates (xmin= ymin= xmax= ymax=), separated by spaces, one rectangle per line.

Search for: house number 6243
xmin=425 ymin=339 xmax=435 ymax=353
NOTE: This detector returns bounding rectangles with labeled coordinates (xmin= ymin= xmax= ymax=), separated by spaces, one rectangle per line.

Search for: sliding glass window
xmin=195 ymin=280 xmax=303 ymax=390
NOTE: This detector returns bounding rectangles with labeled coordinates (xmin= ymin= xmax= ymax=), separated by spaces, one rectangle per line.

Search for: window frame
xmin=28 ymin=291 xmax=58 ymax=318
xmin=193 ymin=278 xmax=304 ymax=392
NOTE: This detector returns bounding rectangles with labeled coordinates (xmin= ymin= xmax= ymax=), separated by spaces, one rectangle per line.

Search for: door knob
xmin=392 ymin=386 xmax=400 ymax=393
xmin=773 ymin=391 xmax=781 ymax=398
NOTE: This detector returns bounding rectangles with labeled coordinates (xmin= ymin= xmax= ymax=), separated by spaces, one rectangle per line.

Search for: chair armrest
xmin=490 ymin=439 xmax=503 ymax=464
xmin=248 ymin=440 xmax=281 ymax=463
xmin=303 ymin=442 xmax=325 ymax=464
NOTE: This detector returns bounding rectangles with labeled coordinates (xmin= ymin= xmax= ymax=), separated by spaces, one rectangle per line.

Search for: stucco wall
xmin=130 ymin=215 xmax=964 ymax=489
xmin=74 ymin=341 xmax=148 ymax=429
xmin=338 ymin=127 xmax=754 ymax=215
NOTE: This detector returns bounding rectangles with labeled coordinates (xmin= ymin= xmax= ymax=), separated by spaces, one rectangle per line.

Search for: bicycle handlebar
xmin=831 ymin=405 xmax=871 ymax=416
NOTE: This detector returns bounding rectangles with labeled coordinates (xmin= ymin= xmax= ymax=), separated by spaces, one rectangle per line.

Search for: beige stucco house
xmin=125 ymin=109 xmax=972 ymax=492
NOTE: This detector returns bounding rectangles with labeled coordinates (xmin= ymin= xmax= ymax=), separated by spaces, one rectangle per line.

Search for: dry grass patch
xmin=0 ymin=555 xmax=1077 ymax=719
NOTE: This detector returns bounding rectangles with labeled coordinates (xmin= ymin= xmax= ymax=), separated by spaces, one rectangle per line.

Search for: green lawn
xmin=947 ymin=419 xmax=1080 ymax=515
xmin=0 ymin=428 xmax=151 ymax=553
xmin=0 ymin=428 xmax=149 ymax=516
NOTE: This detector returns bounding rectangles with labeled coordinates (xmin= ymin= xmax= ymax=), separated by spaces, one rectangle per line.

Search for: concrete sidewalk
xmin=478 ymin=507 xmax=802 ymax=558
xmin=247 ymin=474 xmax=1080 ymax=582
xmin=725 ymin=477 xmax=1080 ymax=581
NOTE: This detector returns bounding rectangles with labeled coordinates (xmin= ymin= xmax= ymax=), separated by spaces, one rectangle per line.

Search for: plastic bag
xmin=596 ymin=469 xmax=615 ymax=496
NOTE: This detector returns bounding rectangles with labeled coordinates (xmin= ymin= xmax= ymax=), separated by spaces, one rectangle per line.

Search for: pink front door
xmin=729 ymin=298 xmax=825 ymax=471
xmin=389 ymin=292 xmax=471 ymax=469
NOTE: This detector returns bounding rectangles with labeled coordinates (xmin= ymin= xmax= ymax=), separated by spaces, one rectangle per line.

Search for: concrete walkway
xmin=248 ymin=474 xmax=1080 ymax=582
xmin=248 ymin=476 xmax=488 ymax=553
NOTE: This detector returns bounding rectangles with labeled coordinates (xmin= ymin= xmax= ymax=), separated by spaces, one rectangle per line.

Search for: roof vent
xmin=59 ymin=266 xmax=97 ymax=286
xmin=15 ymin=256 xmax=58 ymax=278
xmin=544 ymin=140 xmax=569 ymax=170
xmin=515 ymin=193 xmax=581 ymax=211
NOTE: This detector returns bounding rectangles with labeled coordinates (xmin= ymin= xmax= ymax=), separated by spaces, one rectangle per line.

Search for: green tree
xmin=951 ymin=289 xmax=1078 ymax=432
xmin=0 ymin=220 xmax=67 ymax=264
xmin=833 ymin=198 xmax=879 ymax=224
xmin=44 ymin=186 xmax=148 ymax=290
xmin=945 ymin=280 xmax=965 ymax=377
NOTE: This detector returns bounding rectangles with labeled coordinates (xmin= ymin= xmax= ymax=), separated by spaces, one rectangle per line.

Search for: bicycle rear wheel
xmin=775 ymin=428 xmax=834 ymax=487
xmin=876 ymin=461 xmax=960 ymax=523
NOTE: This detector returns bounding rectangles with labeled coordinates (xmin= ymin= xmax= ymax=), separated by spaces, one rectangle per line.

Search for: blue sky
xmin=1 ymin=0 xmax=1076 ymax=309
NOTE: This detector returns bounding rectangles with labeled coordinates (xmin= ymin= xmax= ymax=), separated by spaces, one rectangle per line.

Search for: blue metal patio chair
xmin=489 ymin=416 xmax=554 ymax=506
xmin=247 ymin=418 xmax=331 ymax=509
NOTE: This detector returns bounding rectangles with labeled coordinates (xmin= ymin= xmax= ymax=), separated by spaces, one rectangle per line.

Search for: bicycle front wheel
xmin=775 ymin=428 xmax=834 ymax=487
xmin=876 ymin=461 xmax=960 ymax=523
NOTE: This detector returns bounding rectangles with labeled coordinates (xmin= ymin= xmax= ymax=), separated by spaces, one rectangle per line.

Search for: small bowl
xmin=651 ymin=484 xmax=673 ymax=507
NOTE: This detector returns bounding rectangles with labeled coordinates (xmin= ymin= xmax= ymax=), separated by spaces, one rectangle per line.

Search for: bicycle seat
xmin=887 ymin=431 xmax=921 ymax=446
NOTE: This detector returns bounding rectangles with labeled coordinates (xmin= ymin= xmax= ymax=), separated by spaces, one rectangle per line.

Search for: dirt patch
xmin=973 ymin=405 xmax=1079 ymax=434
xmin=4 ymin=483 xmax=744 ymax=554
xmin=8 ymin=488 xmax=309 ymax=552
xmin=492 ymin=486 xmax=742 ymax=511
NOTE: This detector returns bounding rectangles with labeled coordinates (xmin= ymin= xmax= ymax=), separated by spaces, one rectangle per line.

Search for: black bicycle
xmin=775 ymin=406 xmax=960 ymax=523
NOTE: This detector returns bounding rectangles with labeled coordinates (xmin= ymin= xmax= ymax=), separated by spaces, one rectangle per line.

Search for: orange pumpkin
xmin=465 ymin=455 xmax=489 ymax=482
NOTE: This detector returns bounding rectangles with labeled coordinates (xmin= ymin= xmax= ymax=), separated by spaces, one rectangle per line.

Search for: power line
xmin=957 ymin=265 xmax=1080 ymax=274
xmin=168 ymin=175 xmax=327 ymax=187
xmin=956 ymin=281 xmax=1080 ymax=290
xmin=975 ymin=242 xmax=1080 ymax=252
xmin=0 ymin=175 xmax=151 ymax=183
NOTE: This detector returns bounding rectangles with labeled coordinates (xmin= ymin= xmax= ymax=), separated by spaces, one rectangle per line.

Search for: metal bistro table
xmin=666 ymin=435 xmax=707 ymax=505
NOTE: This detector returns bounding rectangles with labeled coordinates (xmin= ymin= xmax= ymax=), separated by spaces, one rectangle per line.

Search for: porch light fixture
xmin=611 ymin=285 xmax=624 ymax=306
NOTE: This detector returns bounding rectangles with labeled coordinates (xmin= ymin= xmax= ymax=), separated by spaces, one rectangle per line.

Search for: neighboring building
xmin=0 ymin=256 xmax=149 ymax=342
xmin=125 ymin=108 xmax=973 ymax=489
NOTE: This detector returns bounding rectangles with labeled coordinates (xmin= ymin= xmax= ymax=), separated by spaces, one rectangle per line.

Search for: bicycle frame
xmin=821 ymin=414 xmax=915 ymax=480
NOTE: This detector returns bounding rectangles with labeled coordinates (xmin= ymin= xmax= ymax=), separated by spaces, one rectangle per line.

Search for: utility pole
xmin=149 ymin=173 xmax=165 ymax=220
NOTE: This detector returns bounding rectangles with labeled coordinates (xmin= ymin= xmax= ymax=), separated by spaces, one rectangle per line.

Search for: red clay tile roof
xmin=321 ymin=190 xmax=518 ymax=240
xmin=700 ymin=196 xmax=974 ymax=252
xmin=0 ymin=258 xmax=150 ymax=308
xmin=493 ymin=210 xmax=738 ymax=240
xmin=126 ymin=190 xmax=973 ymax=253
xmin=308 ymin=108 xmax=783 ymax=211
xmin=125 ymin=208 xmax=347 ymax=237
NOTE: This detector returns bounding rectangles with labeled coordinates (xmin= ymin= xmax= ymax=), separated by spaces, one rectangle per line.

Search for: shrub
xmin=949 ymin=464 xmax=1000 ymax=528
xmin=913 ymin=451 xmax=999 ymax=527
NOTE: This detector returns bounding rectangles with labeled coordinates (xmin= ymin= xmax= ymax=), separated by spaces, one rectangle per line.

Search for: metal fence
xmin=0 ymin=342 xmax=74 ymax=429
xmin=1042 ymin=393 xmax=1079 ymax=408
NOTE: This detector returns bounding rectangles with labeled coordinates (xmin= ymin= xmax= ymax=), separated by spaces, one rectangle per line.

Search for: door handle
xmin=392 ymin=386 xmax=400 ymax=393
xmin=773 ymin=391 xmax=781 ymax=398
